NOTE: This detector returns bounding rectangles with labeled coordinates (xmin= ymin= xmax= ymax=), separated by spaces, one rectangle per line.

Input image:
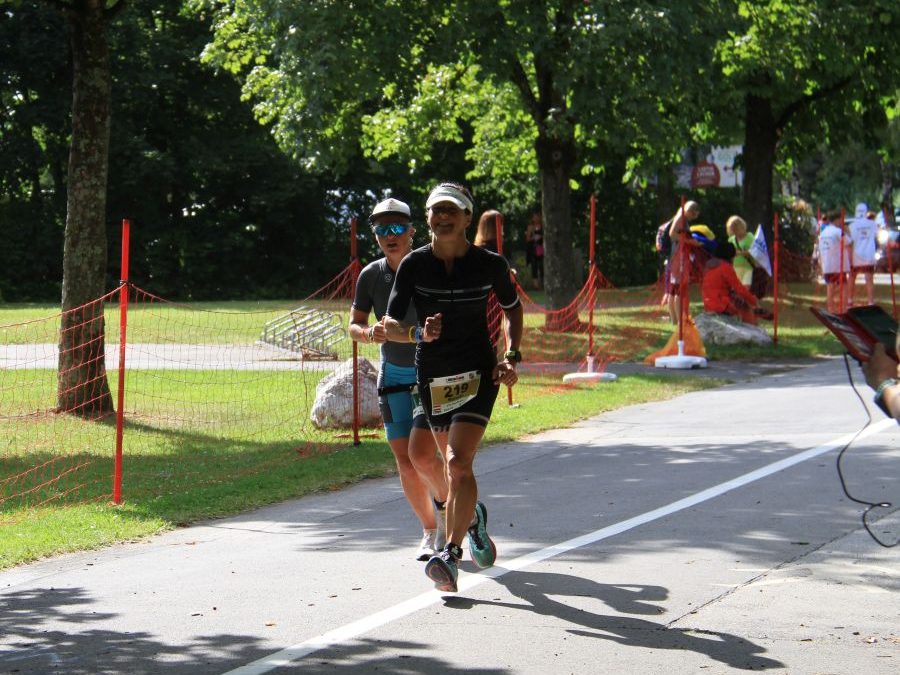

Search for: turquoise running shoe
xmin=425 ymin=544 xmax=461 ymax=592
xmin=467 ymin=501 xmax=497 ymax=569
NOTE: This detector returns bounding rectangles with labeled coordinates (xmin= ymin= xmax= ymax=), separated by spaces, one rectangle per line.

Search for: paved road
xmin=1 ymin=358 xmax=898 ymax=674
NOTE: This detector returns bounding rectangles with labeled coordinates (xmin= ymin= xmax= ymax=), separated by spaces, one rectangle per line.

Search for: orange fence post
xmin=113 ymin=219 xmax=130 ymax=504
xmin=587 ymin=194 xmax=597 ymax=362
xmin=839 ymin=208 xmax=846 ymax=313
xmin=677 ymin=196 xmax=688 ymax=342
xmin=350 ymin=216 xmax=360 ymax=446
xmin=773 ymin=211 xmax=780 ymax=346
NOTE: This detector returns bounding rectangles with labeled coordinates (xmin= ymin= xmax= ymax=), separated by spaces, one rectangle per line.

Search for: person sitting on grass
xmin=702 ymin=241 xmax=772 ymax=324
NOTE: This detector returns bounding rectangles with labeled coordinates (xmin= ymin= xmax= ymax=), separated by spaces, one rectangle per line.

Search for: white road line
xmin=222 ymin=418 xmax=896 ymax=675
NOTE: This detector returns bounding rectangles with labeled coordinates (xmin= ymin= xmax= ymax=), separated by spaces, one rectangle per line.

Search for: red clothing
xmin=702 ymin=258 xmax=758 ymax=322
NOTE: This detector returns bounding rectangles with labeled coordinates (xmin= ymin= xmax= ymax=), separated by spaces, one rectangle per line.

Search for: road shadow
xmin=0 ymin=585 xmax=510 ymax=675
xmin=0 ymin=586 xmax=275 ymax=675
xmin=442 ymin=569 xmax=784 ymax=671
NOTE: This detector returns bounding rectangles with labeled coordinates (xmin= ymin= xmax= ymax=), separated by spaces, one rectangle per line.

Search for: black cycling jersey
xmin=387 ymin=243 xmax=520 ymax=377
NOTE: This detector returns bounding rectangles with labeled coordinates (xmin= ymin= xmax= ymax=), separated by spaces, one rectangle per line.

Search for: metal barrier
xmin=259 ymin=306 xmax=346 ymax=359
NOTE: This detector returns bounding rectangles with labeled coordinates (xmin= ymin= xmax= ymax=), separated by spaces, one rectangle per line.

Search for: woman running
xmin=385 ymin=182 xmax=523 ymax=592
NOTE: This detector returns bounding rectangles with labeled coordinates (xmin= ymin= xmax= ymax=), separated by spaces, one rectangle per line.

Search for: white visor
xmin=425 ymin=186 xmax=473 ymax=213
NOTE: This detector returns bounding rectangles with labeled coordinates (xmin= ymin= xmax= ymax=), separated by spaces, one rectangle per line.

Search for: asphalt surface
xmin=1 ymin=357 xmax=898 ymax=674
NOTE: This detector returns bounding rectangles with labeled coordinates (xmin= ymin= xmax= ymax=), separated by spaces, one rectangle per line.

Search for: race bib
xmin=428 ymin=370 xmax=481 ymax=416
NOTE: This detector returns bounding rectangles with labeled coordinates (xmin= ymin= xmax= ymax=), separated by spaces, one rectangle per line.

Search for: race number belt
xmin=427 ymin=370 xmax=481 ymax=416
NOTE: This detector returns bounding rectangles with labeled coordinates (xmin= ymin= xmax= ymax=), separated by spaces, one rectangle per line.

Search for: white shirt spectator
xmin=849 ymin=216 xmax=877 ymax=266
xmin=818 ymin=223 xmax=851 ymax=275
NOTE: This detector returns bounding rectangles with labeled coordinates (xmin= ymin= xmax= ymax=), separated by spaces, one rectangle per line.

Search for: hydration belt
xmin=376 ymin=382 xmax=417 ymax=396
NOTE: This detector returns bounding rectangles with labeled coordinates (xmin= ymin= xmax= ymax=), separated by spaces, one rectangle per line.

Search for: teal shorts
xmin=378 ymin=362 xmax=424 ymax=441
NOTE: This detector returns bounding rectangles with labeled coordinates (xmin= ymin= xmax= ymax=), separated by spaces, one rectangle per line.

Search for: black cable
xmin=836 ymin=354 xmax=897 ymax=547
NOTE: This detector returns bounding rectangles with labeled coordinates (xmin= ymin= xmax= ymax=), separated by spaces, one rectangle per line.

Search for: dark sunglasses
xmin=372 ymin=222 xmax=410 ymax=237
xmin=429 ymin=205 xmax=463 ymax=216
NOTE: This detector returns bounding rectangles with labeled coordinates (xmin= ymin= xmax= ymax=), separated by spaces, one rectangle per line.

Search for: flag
xmin=748 ymin=225 xmax=773 ymax=276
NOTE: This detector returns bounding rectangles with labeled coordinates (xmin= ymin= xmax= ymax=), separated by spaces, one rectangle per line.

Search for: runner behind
xmin=349 ymin=197 xmax=449 ymax=560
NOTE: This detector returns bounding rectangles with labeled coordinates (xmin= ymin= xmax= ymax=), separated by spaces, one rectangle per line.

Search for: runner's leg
xmin=443 ymin=421 xmax=486 ymax=546
xmin=387 ymin=436 xmax=436 ymax=529
xmin=408 ymin=425 xmax=448 ymax=504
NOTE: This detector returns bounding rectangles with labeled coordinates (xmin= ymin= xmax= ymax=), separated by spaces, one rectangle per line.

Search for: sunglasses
xmin=373 ymin=222 xmax=410 ymax=237
xmin=429 ymin=205 xmax=463 ymax=216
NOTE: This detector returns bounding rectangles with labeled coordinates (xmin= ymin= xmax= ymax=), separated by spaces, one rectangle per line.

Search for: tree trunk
xmin=57 ymin=1 xmax=114 ymax=417
xmin=536 ymin=130 xmax=579 ymax=329
xmin=741 ymin=93 xmax=778 ymax=244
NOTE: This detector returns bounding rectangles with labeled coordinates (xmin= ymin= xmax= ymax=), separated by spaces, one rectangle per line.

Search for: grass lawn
xmin=0 ymin=368 xmax=722 ymax=570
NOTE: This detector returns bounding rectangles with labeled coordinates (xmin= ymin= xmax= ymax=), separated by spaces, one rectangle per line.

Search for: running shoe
xmin=467 ymin=501 xmax=497 ymax=569
xmin=425 ymin=544 xmax=461 ymax=592
xmin=416 ymin=529 xmax=439 ymax=562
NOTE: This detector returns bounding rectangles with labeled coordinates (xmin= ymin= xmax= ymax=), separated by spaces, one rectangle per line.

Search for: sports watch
xmin=874 ymin=378 xmax=899 ymax=416
xmin=503 ymin=349 xmax=522 ymax=363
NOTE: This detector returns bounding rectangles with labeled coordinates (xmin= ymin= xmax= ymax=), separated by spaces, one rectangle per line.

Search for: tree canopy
xmin=707 ymin=0 xmax=900 ymax=231
xmin=1 ymin=0 xmax=898 ymax=306
xmin=195 ymin=0 xmax=735 ymax=308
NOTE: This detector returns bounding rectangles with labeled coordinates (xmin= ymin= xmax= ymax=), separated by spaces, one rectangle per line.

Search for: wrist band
xmin=407 ymin=325 xmax=416 ymax=342
xmin=875 ymin=378 xmax=899 ymax=401
xmin=414 ymin=326 xmax=424 ymax=343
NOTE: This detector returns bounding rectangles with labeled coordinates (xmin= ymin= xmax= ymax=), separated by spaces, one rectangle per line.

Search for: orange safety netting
xmin=0 ymin=271 xmax=371 ymax=526
xmin=2 ymin=240 xmax=896 ymax=526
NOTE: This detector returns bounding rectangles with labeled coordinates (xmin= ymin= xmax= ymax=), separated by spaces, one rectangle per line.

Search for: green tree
xmin=710 ymin=1 xmax=900 ymax=235
xmin=3 ymin=0 xmax=404 ymax=306
xmin=196 ymin=1 xmax=722 ymax=312
xmin=104 ymin=2 xmax=350 ymax=300
xmin=0 ymin=1 xmax=70 ymax=300
xmin=38 ymin=0 xmax=126 ymax=416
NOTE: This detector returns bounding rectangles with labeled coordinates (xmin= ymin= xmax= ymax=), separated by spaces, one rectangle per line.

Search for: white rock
xmin=310 ymin=358 xmax=382 ymax=428
xmin=695 ymin=312 xmax=773 ymax=346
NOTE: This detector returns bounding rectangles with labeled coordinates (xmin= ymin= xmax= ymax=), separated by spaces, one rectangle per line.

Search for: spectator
xmin=474 ymin=209 xmax=500 ymax=254
xmin=849 ymin=203 xmax=876 ymax=306
xmin=701 ymin=241 xmax=765 ymax=324
xmin=525 ymin=210 xmax=544 ymax=289
xmin=726 ymin=215 xmax=756 ymax=289
xmin=667 ymin=200 xmax=702 ymax=324
xmin=818 ymin=210 xmax=852 ymax=313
